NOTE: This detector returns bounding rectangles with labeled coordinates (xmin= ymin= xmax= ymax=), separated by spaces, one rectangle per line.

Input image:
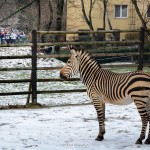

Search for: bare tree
xmin=45 ymin=0 xmax=53 ymax=30
xmin=0 ymin=0 xmax=67 ymax=33
xmin=0 ymin=0 xmax=17 ymax=26
xmin=37 ymin=0 xmax=41 ymax=31
xmin=0 ymin=0 xmax=7 ymax=10
xmin=55 ymin=0 xmax=65 ymax=31
xmin=80 ymin=0 xmax=97 ymax=40
xmin=80 ymin=0 xmax=96 ymax=31
xmin=101 ymin=0 xmax=108 ymax=41
xmin=131 ymin=0 xmax=150 ymax=29
xmin=102 ymin=0 xmax=108 ymax=30
xmin=54 ymin=0 xmax=66 ymax=52
xmin=41 ymin=0 xmax=66 ymax=31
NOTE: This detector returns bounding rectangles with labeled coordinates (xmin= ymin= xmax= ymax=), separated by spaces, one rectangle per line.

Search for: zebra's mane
xmin=72 ymin=47 xmax=101 ymax=68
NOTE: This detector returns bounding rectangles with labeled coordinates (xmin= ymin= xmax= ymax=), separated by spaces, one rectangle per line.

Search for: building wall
xmin=67 ymin=0 xmax=150 ymax=40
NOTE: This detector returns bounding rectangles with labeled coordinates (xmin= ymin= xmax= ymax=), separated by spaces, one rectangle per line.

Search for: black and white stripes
xmin=60 ymin=48 xmax=150 ymax=144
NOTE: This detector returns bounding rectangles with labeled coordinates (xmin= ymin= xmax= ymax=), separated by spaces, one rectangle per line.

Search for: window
xmin=115 ymin=5 xmax=128 ymax=18
xmin=147 ymin=5 xmax=150 ymax=17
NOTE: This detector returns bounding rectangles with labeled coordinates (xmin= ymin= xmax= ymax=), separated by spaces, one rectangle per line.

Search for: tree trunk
xmin=131 ymin=0 xmax=149 ymax=39
xmin=37 ymin=0 xmax=41 ymax=31
xmin=131 ymin=0 xmax=147 ymax=29
xmin=55 ymin=0 xmax=65 ymax=53
xmin=47 ymin=0 xmax=53 ymax=31
xmin=102 ymin=0 xmax=108 ymax=41
xmin=103 ymin=0 xmax=106 ymax=30
xmin=80 ymin=0 xmax=96 ymax=40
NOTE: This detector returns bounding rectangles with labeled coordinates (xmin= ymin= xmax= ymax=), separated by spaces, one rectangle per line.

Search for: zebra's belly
xmin=101 ymin=95 xmax=133 ymax=105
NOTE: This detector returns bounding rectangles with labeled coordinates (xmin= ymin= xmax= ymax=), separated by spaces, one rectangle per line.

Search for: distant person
xmin=10 ymin=32 xmax=17 ymax=44
xmin=20 ymin=31 xmax=25 ymax=43
xmin=41 ymin=35 xmax=46 ymax=43
xmin=44 ymin=46 xmax=53 ymax=54
xmin=0 ymin=31 xmax=2 ymax=44
xmin=5 ymin=32 xmax=11 ymax=44
xmin=54 ymin=45 xmax=60 ymax=54
xmin=0 ymin=30 xmax=5 ymax=44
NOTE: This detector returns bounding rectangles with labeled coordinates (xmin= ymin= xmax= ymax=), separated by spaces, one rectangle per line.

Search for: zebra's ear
xmin=68 ymin=45 xmax=74 ymax=49
xmin=68 ymin=45 xmax=77 ymax=55
xmin=68 ymin=45 xmax=76 ymax=50
xmin=70 ymin=49 xmax=77 ymax=55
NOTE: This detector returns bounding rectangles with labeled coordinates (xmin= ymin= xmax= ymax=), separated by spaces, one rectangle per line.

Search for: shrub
xmin=125 ymin=32 xmax=139 ymax=40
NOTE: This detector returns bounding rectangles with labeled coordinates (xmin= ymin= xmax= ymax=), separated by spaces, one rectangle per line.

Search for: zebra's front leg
xmin=87 ymin=88 xmax=105 ymax=141
xmin=93 ymin=101 xmax=106 ymax=141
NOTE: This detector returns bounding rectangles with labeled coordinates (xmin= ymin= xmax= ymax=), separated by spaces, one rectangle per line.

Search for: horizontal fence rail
xmin=0 ymin=89 xmax=87 ymax=96
xmin=0 ymin=55 xmax=32 ymax=59
xmin=0 ymin=51 xmax=142 ymax=60
xmin=1 ymin=63 xmax=150 ymax=72
xmin=0 ymin=43 xmax=32 ymax=47
xmin=0 ymin=52 xmax=140 ymax=60
xmin=0 ymin=67 xmax=62 ymax=71
xmin=1 ymin=64 xmax=146 ymax=72
xmin=0 ymin=78 xmax=80 ymax=83
xmin=37 ymin=29 xmax=141 ymax=34
xmin=37 ymin=40 xmax=141 ymax=47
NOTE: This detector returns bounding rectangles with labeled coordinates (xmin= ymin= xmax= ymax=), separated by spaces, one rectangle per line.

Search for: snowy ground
xmin=0 ymin=47 xmax=87 ymax=107
xmin=0 ymin=47 xmax=150 ymax=149
xmin=0 ymin=104 xmax=150 ymax=150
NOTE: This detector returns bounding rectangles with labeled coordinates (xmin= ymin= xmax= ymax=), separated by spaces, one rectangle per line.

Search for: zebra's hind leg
xmin=144 ymin=99 xmax=150 ymax=144
xmin=93 ymin=101 xmax=105 ymax=141
xmin=133 ymin=99 xmax=148 ymax=144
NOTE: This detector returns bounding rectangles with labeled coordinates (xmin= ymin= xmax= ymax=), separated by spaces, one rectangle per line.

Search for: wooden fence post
xmin=138 ymin=26 xmax=145 ymax=70
xmin=31 ymin=29 xmax=37 ymax=104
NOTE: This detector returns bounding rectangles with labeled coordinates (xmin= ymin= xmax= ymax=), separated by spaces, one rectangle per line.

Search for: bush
xmin=125 ymin=32 xmax=139 ymax=40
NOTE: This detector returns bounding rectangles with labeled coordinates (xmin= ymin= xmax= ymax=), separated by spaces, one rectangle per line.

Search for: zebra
xmin=60 ymin=46 xmax=150 ymax=144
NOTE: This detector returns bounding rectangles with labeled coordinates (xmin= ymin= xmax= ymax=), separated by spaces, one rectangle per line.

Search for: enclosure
xmin=1 ymin=28 xmax=150 ymax=149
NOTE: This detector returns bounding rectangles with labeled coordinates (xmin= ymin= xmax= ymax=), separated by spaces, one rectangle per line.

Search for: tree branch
xmin=81 ymin=0 xmax=95 ymax=30
xmin=131 ymin=0 xmax=147 ymax=28
xmin=81 ymin=0 xmax=90 ymax=25
xmin=0 ymin=0 xmax=7 ymax=10
xmin=0 ymin=0 xmax=37 ymax=23
xmin=89 ymin=0 xmax=96 ymax=29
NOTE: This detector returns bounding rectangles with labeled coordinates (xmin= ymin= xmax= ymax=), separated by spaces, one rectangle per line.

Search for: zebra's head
xmin=60 ymin=46 xmax=81 ymax=80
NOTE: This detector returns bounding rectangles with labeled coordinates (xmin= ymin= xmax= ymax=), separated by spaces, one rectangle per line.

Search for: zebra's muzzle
xmin=60 ymin=72 xmax=68 ymax=80
xmin=60 ymin=69 xmax=68 ymax=80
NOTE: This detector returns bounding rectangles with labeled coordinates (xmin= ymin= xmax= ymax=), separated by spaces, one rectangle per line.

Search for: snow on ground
xmin=0 ymin=104 xmax=150 ymax=150
xmin=0 ymin=47 xmax=150 ymax=150
xmin=0 ymin=47 xmax=87 ymax=107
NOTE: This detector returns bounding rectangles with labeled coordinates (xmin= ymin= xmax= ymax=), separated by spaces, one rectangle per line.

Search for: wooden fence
xmin=0 ymin=27 xmax=149 ymax=106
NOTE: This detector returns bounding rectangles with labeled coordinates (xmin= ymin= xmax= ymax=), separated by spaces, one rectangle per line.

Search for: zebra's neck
xmin=79 ymin=54 xmax=100 ymax=86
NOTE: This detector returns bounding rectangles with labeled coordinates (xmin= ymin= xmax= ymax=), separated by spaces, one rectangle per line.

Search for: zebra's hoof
xmin=135 ymin=139 xmax=142 ymax=144
xmin=144 ymin=139 xmax=150 ymax=144
xmin=95 ymin=135 xmax=104 ymax=141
